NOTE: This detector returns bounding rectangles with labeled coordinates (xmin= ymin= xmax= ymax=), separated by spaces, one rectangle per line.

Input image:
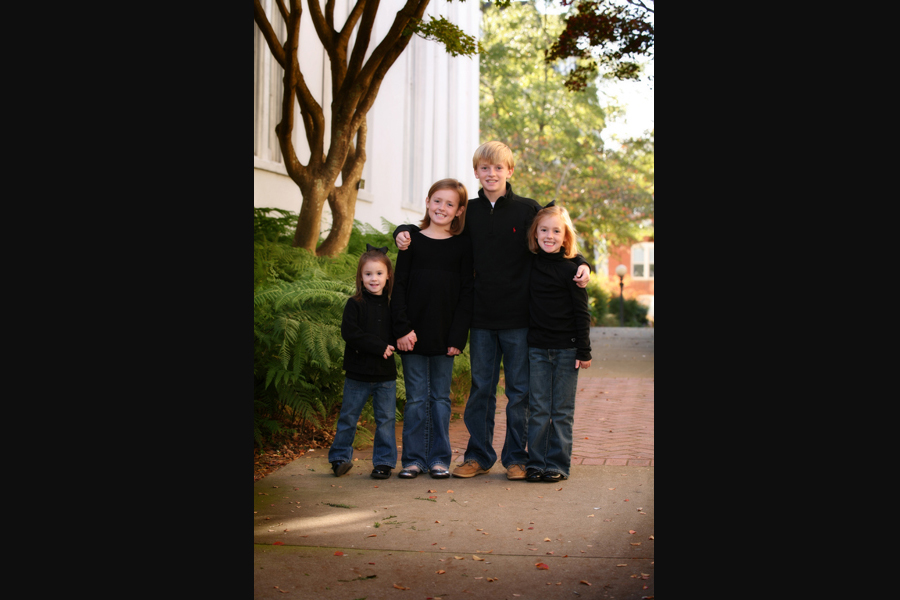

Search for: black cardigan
xmin=340 ymin=290 xmax=397 ymax=382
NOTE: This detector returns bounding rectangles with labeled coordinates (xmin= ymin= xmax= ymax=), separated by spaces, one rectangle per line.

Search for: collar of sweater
xmin=537 ymin=247 xmax=567 ymax=261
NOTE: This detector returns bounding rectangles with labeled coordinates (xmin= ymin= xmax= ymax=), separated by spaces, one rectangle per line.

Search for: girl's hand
xmin=575 ymin=359 xmax=591 ymax=369
xmin=384 ymin=345 xmax=395 ymax=359
xmin=447 ymin=347 xmax=461 ymax=357
xmin=573 ymin=264 xmax=590 ymax=288
xmin=398 ymin=331 xmax=417 ymax=351
xmin=395 ymin=231 xmax=411 ymax=251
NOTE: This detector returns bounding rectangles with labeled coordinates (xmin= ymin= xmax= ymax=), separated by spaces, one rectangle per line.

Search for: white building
xmin=253 ymin=0 xmax=482 ymax=237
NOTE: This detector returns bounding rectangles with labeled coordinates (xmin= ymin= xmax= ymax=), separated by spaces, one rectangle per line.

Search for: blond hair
xmin=472 ymin=141 xmax=515 ymax=170
xmin=528 ymin=205 xmax=580 ymax=259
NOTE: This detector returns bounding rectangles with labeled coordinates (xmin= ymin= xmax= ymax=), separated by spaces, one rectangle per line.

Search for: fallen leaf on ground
xmin=629 ymin=530 xmax=636 ymax=534
xmin=428 ymin=490 xmax=436 ymax=493
xmin=367 ymin=534 xmax=377 ymax=537
xmin=393 ymin=583 xmax=409 ymax=590
xmin=436 ymin=570 xmax=446 ymax=574
xmin=631 ymin=542 xmax=641 ymax=546
xmin=473 ymin=555 xmax=485 ymax=561
xmin=580 ymin=580 xmax=592 ymax=586
xmin=536 ymin=563 xmax=550 ymax=570
xmin=273 ymin=541 xmax=284 ymax=545
xmin=544 ymin=538 xmax=551 ymax=542
xmin=334 ymin=551 xmax=344 ymax=556
xmin=454 ymin=556 xmax=465 ymax=560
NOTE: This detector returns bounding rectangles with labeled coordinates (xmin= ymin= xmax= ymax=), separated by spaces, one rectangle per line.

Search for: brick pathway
xmin=447 ymin=377 xmax=654 ymax=467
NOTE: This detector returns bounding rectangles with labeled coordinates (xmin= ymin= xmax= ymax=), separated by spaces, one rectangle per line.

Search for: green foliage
xmin=585 ymin=278 xmax=611 ymax=326
xmin=254 ymin=212 xmax=410 ymax=448
xmin=409 ymin=15 xmax=482 ymax=57
xmin=479 ymin=0 xmax=654 ymax=266
xmin=606 ymin=295 xmax=649 ymax=327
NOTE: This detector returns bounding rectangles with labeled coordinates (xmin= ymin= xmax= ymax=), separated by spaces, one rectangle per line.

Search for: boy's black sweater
xmin=527 ymin=248 xmax=592 ymax=362
xmin=340 ymin=290 xmax=397 ymax=382
xmin=394 ymin=182 xmax=591 ymax=330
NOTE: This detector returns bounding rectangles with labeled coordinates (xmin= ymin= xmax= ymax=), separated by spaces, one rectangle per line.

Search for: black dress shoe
xmin=371 ymin=466 xmax=392 ymax=479
xmin=332 ymin=461 xmax=352 ymax=477
xmin=541 ymin=471 xmax=568 ymax=482
xmin=525 ymin=468 xmax=544 ymax=482
xmin=430 ymin=467 xmax=450 ymax=479
xmin=398 ymin=467 xmax=419 ymax=479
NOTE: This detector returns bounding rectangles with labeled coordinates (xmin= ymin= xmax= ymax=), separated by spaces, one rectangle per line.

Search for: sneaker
xmin=331 ymin=461 xmax=352 ymax=477
xmin=506 ymin=464 xmax=527 ymax=480
xmin=452 ymin=459 xmax=490 ymax=478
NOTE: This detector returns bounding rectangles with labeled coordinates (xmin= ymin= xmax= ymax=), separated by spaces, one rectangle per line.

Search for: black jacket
xmin=340 ymin=291 xmax=397 ymax=382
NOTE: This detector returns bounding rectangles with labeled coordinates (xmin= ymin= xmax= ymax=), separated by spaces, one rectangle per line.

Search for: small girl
xmin=392 ymin=179 xmax=474 ymax=479
xmin=524 ymin=204 xmax=592 ymax=483
xmin=328 ymin=244 xmax=399 ymax=480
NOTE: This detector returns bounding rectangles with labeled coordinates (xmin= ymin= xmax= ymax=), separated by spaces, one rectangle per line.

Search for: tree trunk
xmin=317 ymin=185 xmax=357 ymax=257
xmin=292 ymin=179 xmax=330 ymax=253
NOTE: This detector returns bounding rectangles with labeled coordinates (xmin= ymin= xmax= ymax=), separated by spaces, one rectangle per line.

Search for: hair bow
xmin=366 ymin=243 xmax=389 ymax=254
xmin=543 ymin=200 xmax=556 ymax=209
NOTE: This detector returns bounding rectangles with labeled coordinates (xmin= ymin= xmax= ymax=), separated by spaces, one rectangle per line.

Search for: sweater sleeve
xmin=447 ymin=237 xmax=474 ymax=351
xmin=570 ymin=284 xmax=592 ymax=361
xmin=390 ymin=244 xmax=414 ymax=341
xmin=341 ymin=298 xmax=390 ymax=357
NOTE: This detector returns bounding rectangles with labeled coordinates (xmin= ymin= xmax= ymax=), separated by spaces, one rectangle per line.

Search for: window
xmin=254 ymin=2 xmax=285 ymax=165
xmin=631 ymin=242 xmax=654 ymax=279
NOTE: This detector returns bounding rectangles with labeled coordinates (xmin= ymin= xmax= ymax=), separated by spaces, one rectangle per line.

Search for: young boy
xmin=393 ymin=141 xmax=590 ymax=480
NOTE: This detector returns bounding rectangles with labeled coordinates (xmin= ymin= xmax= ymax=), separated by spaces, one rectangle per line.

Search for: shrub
xmin=585 ymin=278 xmax=611 ymax=326
xmin=253 ymin=209 xmax=412 ymax=448
xmin=606 ymin=295 xmax=650 ymax=327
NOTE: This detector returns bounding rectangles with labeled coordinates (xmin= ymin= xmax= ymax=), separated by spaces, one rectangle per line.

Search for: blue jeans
xmin=462 ymin=328 xmax=530 ymax=469
xmin=526 ymin=347 xmax=579 ymax=477
xmin=328 ymin=377 xmax=398 ymax=468
xmin=400 ymin=353 xmax=455 ymax=472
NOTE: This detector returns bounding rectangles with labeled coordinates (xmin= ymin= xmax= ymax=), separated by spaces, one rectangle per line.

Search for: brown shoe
xmin=452 ymin=459 xmax=490 ymax=478
xmin=506 ymin=464 xmax=526 ymax=480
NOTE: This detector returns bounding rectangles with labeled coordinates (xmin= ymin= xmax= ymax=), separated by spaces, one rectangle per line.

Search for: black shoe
xmin=371 ymin=466 xmax=392 ymax=479
xmin=332 ymin=461 xmax=352 ymax=477
xmin=541 ymin=471 xmax=568 ymax=482
xmin=525 ymin=468 xmax=544 ymax=482
xmin=430 ymin=466 xmax=450 ymax=479
xmin=398 ymin=467 xmax=420 ymax=479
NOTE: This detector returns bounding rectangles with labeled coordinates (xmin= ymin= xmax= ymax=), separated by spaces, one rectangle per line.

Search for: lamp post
xmin=615 ymin=264 xmax=627 ymax=326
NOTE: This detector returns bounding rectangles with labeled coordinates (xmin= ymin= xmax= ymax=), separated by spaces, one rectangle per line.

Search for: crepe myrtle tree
xmin=254 ymin=0 xmax=480 ymax=256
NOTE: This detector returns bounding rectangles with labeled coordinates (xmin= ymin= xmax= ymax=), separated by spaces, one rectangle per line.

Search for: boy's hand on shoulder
xmin=395 ymin=231 xmax=411 ymax=251
xmin=573 ymin=264 xmax=590 ymax=288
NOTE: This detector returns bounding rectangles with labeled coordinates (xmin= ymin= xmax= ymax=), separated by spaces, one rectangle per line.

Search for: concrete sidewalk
xmin=254 ymin=327 xmax=654 ymax=599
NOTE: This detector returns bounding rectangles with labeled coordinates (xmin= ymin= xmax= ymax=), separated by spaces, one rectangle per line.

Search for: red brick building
xmin=605 ymin=236 xmax=654 ymax=300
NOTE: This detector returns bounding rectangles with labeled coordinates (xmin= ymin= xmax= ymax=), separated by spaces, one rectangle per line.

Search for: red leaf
xmin=334 ymin=551 xmax=344 ymax=556
xmin=273 ymin=541 xmax=284 ymax=545
xmin=536 ymin=562 xmax=550 ymax=570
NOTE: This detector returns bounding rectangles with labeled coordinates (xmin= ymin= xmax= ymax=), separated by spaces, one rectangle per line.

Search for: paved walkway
xmin=255 ymin=328 xmax=653 ymax=599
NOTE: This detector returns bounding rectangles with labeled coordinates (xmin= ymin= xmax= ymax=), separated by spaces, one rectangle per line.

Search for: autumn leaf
xmin=454 ymin=556 xmax=465 ymax=560
xmin=580 ymin=580 xmax=592 ymax=586
xmin=428 ymin=489 xmax=436 ymax=493
xmin=393 ymin=583 xmax=410 ymax=590
xmin=473 ymin=555 xmax=485 ymax=561
xmin=436 ymin=570 xmax=446 ymax=574
xmin=535 ymin=562 xmax=550 ymax=570
xmin=629 ymin=530 xmax=637 ymax=534
xmin=334 ymin=551 xmax=344 ymax=556
xmin=367 ymin=534 xmax=377 ymax=537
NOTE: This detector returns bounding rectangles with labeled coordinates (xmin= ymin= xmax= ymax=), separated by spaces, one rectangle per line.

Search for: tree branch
xmin=253 ymin=0 xmax=286 ymax=69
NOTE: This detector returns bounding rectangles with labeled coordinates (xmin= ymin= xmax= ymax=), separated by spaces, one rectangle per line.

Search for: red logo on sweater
xmin=513 ymin=227 xmax=516 ymax=233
